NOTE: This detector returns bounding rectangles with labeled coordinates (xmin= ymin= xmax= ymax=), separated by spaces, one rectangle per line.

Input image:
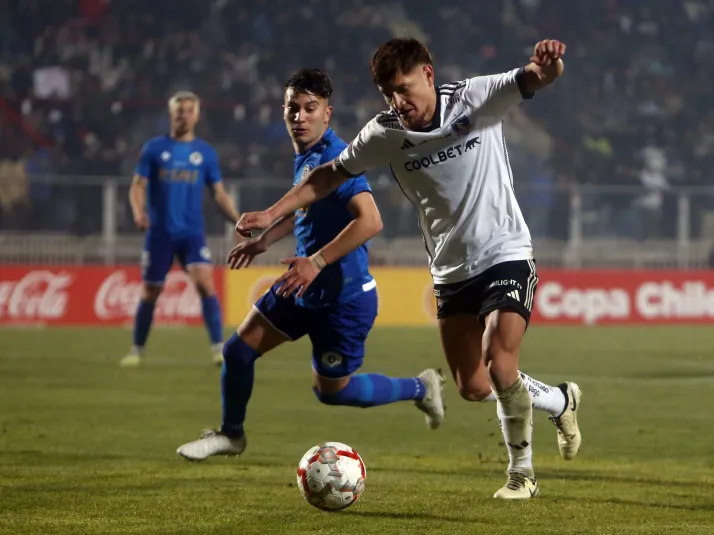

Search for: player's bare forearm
xmin=521 ymin=39 xmax=566 ymax=93
xmin=316 ymin=192 xmax=382 ymax=266
xmin=266 ymin=162 xmax=345 ymax=222
xmin=129 ymin=175 xmax=148 ymax=225
xmin=212 ymin=183 xmax=240 ymax=224
xmin=317 ymin=217 xmax=382 ymax=267
xmin=260 ymin=215 xmax=296 ymax=247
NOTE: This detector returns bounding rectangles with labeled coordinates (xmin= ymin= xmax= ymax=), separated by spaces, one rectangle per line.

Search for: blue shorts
xmin=255 ymin=284 xmax=378 ymax=379
xmin=142 ymin=234 xmax=211 ymax=284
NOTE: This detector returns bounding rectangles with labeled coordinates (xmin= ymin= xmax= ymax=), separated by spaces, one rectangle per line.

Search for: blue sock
xmin=314 ymin=374 xmax=426 ymax=408
xmin=221 ymin=333 xmax=261 ymax=437
xmin=201 ymin=295 xmax=223 ymax=346
xmin=133 ymin=299 xmax=156 ymax=349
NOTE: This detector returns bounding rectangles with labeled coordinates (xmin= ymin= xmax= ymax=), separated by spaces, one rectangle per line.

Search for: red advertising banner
xmin=1 ymin=266 xmax=714 ymax=326
xmin=532 ymin=270 xmax=714 ymax=325
xmin=0 ymin=266 xmax=223 ymax=326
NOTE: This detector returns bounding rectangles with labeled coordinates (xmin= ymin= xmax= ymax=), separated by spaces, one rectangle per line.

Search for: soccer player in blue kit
xmin=176 ymin=69 xmax=445 ymax=460
xmin=121 ymin=91 xmax=240 ymax=367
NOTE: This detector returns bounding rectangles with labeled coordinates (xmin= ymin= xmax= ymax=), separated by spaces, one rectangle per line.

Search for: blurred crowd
xmin=1 ymin=0 xmax=713 ymax=240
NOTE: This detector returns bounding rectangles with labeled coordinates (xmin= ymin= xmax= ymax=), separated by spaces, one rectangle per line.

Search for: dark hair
xmin=370 ymin=38 xmax=433 ymax=86
xmin=284 ymin=68 xmax=333 ymax=99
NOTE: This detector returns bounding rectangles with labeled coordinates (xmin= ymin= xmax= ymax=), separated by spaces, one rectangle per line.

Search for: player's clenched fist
xmin=530 ymin=39 xmax=566 ymax=66
xmin=235 ymin=211 xmax=273 ymax=237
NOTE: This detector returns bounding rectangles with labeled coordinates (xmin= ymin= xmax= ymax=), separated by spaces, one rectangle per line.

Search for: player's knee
xmin=194 ymin=279 xmax=215 ymax=298
xmin=141 ymin=284 xmax=162 ymax=302
xmin=457 ymin=380 xmax=493 ymax=402
xmin=222 ymin=333 xmax=260 ymax=367
xmin=312 ymin=375 xmax=352 ymax=406
xmin=313 ymin=386 xmax=341 ymax=406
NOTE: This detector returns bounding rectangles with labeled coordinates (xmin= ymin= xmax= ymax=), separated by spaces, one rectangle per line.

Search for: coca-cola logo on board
xmin=0 ymin=270 xmax=72 ymax=319
xmin=94 ymin=270 xmax=201 ymax=320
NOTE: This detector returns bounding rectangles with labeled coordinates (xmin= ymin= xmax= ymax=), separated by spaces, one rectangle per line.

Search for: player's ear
xmin=325 ymin=104 xmax=333 ymax=122
xmin=423 ymin=64 xmax=434 ymax=88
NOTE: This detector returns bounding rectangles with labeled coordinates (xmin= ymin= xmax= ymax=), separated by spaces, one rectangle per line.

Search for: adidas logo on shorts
xmin=506 ymin=290 xmax=520 ymax=302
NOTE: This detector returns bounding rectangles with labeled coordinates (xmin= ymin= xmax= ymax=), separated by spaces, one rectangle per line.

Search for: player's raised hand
xmin=530 ymin=39 xmax=566 ymax=66
xmin=275 ymin=256 xmax=321 ymax=298
xmin=227 ymin=237 xmax=268 ymax=269
xmin=133 ymin=212 xmax=150 ymax=231
xmin=235 ymin=211 xmax=273 ymax=237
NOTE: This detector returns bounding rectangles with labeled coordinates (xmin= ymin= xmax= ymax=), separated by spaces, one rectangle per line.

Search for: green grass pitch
xmin=1 ymin=326 xmax=713 ymax=534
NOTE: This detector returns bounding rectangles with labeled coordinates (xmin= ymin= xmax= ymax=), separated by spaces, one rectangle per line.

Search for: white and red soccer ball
xmin=296 ymin=442 xmax=366 ymax=511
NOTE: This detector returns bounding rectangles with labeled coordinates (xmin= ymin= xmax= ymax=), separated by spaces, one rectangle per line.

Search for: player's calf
xmin=120 ymin=283 xmax=162 ymax=367
xmin=313 ymin=373 xmax=424 ymax=408
xmin=484 ymin=310 xmax=534 ymax=481
xmin=220 ymin=333 xmax=261 ymax=438
xmin=187 ymin=264 xmax=224 ymax=364
xmin=176 ymin=335 xmax=256 ymax=460
xmin=313 ymin=369 xmax=445 ymax=429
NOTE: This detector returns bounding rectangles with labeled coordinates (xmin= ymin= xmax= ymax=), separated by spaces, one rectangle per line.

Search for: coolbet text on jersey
xmin=135 ymin=135 xmax=221 ymax=283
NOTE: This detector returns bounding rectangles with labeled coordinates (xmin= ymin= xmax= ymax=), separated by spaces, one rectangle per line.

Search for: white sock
xmin=130 ymin=345 xmax=143 ymax=356
xmin=482 ymin=371 xmax=566 ymax=417
xmin=518 ymin=372 xmax=567 ymax=417
xmin=495 ymin=375 xmax=534 ymax=477
xmin=211 ymin=343 xmax=223 ymax=354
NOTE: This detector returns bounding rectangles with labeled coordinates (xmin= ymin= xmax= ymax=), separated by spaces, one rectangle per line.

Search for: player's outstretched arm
xmin=521 ymin=39 xmax=566 ymax=93
xmin=227 ymin=215 xmax=295 ymax=269
xmin=235 ymin=162 xmax=345 ymax=236
xmin=129 ymin=174 xmax=149 ymax=230
xmin=210 ymin=182 xmax=240 ymax=224
xmin=275 ymin=192 xmax=382 ymax=297
xmin=261 ymin=214 xmax=297 ymax=247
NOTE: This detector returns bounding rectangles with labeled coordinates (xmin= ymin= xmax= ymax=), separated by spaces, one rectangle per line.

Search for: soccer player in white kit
xmin=237 ymin=38 xmax=581 ymax=500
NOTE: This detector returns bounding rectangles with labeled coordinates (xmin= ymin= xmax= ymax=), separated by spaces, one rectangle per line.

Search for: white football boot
xmin=119 ymin=354 xmax=142 ymax=367
xmin=414 ymin=368 xmax=445 ymax=430
xmin=211 ymin=343 xmax=224 ymax=366
xmin=549 ymin=382 xmax=582 ymax=460
xmin=493 ymin=472 xmax=540 ymax=500
xmin=176 ymin=429 xmax=246 ymax=461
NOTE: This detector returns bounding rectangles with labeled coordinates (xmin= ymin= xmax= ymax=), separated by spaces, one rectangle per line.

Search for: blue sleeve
xmin=134 ymin=141 xmax=153 ymax=179
xmin=204 ymin=146 xmax=221 ymax=185
xmin=335 ymin=175 xmax=372 ymax=205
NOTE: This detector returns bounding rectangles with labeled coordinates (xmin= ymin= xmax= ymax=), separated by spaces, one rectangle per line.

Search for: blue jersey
xmin=292 ymin=128 xmax=374 ymax=308
xmin=135 ymin=135 xmax=221 ymax=238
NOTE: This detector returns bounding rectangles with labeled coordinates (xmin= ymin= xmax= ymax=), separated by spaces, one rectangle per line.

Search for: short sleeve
xmin=335 ymin=175 xmax=372 ymax=205
xmin=134 ymin=142 xmax=153 ymax=179
xmin=204 ymin=146 xmax=222 ymax=185
xmin=465 ymin=68 xmax=534 ymax=121
xmin=333 ymin=118 xmax=389 ymax=178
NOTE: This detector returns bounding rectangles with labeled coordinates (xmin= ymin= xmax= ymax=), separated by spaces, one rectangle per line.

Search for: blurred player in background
xmin=121 ymin=91 xmax=240 ymax=367
xmin=236 ymin=39 xmax=582 ymax=499
xmin=176 ymin=69 xmax=444 ymax=461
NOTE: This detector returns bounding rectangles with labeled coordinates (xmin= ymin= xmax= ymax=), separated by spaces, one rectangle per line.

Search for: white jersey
xmin=334 ymin=67 xmax=535 ymax=285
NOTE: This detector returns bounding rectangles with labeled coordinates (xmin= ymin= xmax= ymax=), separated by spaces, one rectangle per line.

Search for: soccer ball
xmin=296 ymin=441 xmax=366 ymax=511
